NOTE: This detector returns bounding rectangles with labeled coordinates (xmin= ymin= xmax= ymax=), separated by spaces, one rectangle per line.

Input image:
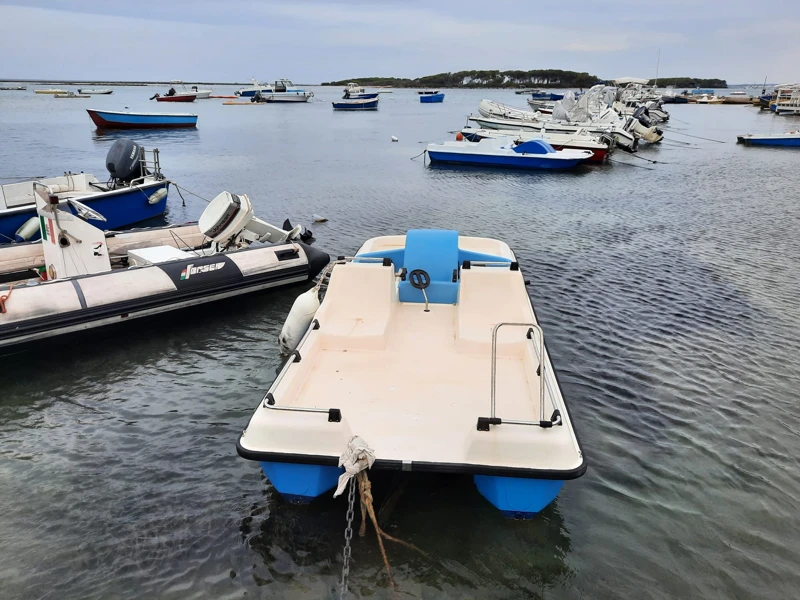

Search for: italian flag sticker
xmin=40 ymin=215 xmax=56 ymax=243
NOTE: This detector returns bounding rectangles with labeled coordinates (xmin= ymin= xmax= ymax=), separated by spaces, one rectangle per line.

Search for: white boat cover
xmin=612 ymin=77 xmax=650 ymax=85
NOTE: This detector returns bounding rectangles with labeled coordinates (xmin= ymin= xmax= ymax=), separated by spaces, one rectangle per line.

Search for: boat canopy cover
xmin=551 ymin=101 xmax=570 ymax=122
xmin=561 ymin=91 xmax=576 ymax=113
xmin=512 ymin=139 xmax=556 ymax=154
xmin=612 ymin=77 xmax=650 ymax=85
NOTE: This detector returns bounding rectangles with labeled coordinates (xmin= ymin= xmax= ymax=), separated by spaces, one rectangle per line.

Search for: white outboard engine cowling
xmin=198 ymin=191 xmax=301 ymax=250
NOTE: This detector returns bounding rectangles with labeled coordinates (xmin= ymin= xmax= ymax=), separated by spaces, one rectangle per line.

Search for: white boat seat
xmin=316 ymin=262 xmax=396 ymax=350
xmin=456 ymin=266 xmax=534 ymax=354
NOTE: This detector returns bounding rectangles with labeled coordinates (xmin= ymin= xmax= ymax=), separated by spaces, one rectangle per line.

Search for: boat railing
xmin=477 ymin=322 xmax=561 ymax=431
xmin=128 ymin=148 xmax=165 ymax=186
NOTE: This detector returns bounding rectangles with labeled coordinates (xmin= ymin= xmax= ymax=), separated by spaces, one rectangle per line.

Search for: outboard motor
xmin=633 ymin=106 xmax=653 ymax=128
xmin=106 ymin=139 xmax=145 ymax=183
xmin=198 ymin=191 xmax=304 ymax=251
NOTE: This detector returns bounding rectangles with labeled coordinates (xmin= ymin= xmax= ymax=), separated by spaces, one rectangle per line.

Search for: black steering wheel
xmin=409 ymin=269 xmax=430 ymax=290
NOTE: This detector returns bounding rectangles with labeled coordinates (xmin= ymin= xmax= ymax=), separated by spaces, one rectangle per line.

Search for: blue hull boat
xmin=0 ymin=139 xmax=170 ymax=243
xmin=426 ymin=137 xmax=593 ymax=170
xmin=420 ymin=93 xmax=445 ymax=103
xmin=737 ymin=133 xmax=800 ymax=147
xmin=332 ymin=98 xmax=379 ymax=110
xmin=238 ymin=229 xmax=586 ymax=518
xmin=87 ymin=109 xmax=198 ymax=129
xmin=531 ymin=92 xmax=564 ymax=101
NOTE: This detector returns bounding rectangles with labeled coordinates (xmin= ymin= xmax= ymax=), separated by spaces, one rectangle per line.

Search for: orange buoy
xmin=455 ymin=132 xmax=464 ymax=141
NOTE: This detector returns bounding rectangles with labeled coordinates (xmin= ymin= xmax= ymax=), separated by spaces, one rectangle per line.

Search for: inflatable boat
xmin=0 ymin=185 xmax=329 ymax=353
xmin=237 ymin=229 xmax=586 ymax=518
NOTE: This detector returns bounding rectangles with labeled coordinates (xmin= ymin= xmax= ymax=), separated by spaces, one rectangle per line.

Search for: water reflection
xmin=244 ymin=473 xmax=572 ymax=599
xmin=91 ymin=127 xmax=202 ymax=145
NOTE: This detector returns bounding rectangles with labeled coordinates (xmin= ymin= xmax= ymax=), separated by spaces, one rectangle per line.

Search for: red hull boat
xmin=155 ymin=94 xmax=195 ymax=102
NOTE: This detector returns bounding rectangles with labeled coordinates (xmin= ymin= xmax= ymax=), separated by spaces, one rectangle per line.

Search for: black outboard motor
xmin=633 ymin=106 xmax=653 ymax=128
xmin=106 ymin=139 xmax=144 ymax=183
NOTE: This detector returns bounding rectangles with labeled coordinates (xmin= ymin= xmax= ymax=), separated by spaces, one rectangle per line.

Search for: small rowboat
xmin=332 ymin=97 xmax=379 ymax=111
xmin=420 ymin=93 xmax=445 ymax=103
xmin=77 ymin=88 xmax=113 ymax=95
xmin=34 ymin=88 xmax=67 ymax=94
xmin=737 ymin=131 xmax=800 ymax=147
xmin=460 ymin=127 xmax=613 ymax=163
xmin=54 ymin=92 xmax=90 ymax=98
xmin=87 ymin=109 xmax=198 ymax=129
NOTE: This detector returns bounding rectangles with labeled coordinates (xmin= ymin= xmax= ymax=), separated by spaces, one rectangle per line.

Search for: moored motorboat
xmin=426 ymin=137 xmax=593 ymax=170
xmin=256 ymin=79 xmax=314 ymax=102
xmin=170 ymin=81 xmax=212 ymax=99
xmin=54 ymin=92 xmax=90 ymax=98
xmin=237 ymin=229 xmax=587 ymax=517
xmin=332 ymin=97 xmax=379 ymax=111
xmin=235 ymin=79 xmax=274 ymax=97
xmin=418 ymin=89 xmax=440 ymax=95
xmin=737 ymin=131 xmax=800 ymax=147
xmin=420 ymin=93 xmax=444 ymax=103
xmin=0 ymin=139 xmax=169 ymax=244
xmin=0 ymin=86 xmax=27 ymax=91
xmin=86 ymin=108 xmax=198 ymax=129
xmin=695 ymin=94 xmax=724 ymax=104
xmin=0 ymin=187 xmax=327 ymax=353
xmin=77 ymin=88 xmax=113 ymax=95
xmin=460 ymin=127 xmax=613 ymax=162
xmin=34 ymin=88 xmax=67 ymax=94
xmin=154 ymin=93 xmax=195 ymax=102
xmin=343 ymin=82 xmax=378 ymax=99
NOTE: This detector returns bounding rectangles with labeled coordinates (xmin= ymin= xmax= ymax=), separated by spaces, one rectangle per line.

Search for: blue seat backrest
xmin=398 ymin=229 xmax=459 ymax=304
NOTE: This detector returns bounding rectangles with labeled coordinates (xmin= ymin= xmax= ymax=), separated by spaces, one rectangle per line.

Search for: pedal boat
xmin=237 ymin=229 xmax=586 ymax=518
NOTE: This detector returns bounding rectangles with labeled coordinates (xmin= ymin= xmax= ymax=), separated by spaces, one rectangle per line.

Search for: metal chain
xmin=340 ymin=477 xmax=356 ymax=599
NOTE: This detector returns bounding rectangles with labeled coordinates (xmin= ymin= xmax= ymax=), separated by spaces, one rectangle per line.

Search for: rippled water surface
xmin=1 ymin=86 xmax=800 ymax=599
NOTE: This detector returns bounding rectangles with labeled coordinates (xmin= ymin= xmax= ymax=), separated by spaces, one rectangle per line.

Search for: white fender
xmin=279 ymin=287 xmax=320 ymax=354
xmin=14 ymin=217 xmax=40 ymax=242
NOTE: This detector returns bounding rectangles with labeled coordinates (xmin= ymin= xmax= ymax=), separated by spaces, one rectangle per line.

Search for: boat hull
xmin=0 ymin=180 xmax=170 ymax=243
xmin=461 ymin=131 xmax=608 ymax=162
xmin=87 ymin=109 xmax=198 ymax=129
xmin=474 ymin=475 xmax=564 ymax=518
xmin=155 ymin=95 xmax=195 ymax=102
xmin=264 ymin=93 xmax=314 ymax=103
xmin=427 ymin=150 xmax=588 ymax=169
xmin=0 ymin=243 xmax=330 ymax=353
xmin=332 ymin=99 xmax=379 ymax=110
xmin=420 ymin=93 xmax=445 ymax=103
xmin=737 ymin=135 xmax=800 ymax=147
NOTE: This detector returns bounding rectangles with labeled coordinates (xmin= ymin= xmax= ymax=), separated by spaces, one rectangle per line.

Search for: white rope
xmin=333 ymin=435 xmax=375 ymax=498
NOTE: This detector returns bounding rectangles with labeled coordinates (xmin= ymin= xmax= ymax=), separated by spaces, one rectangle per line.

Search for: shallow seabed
xmin=1 ymin=86 xmax=799 ymax=599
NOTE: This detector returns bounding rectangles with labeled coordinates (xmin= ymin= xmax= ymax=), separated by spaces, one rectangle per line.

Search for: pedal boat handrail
xmin=478 ymin=321 xmax=563 ymax=431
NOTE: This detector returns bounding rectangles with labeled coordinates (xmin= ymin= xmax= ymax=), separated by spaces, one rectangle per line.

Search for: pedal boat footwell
xmin=237 ymin=230 xmax=586 ymax=517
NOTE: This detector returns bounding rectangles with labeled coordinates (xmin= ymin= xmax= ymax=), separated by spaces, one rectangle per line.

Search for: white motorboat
xmin=255 ymin=79 xmax=314 ymax=103
xmin=77 ymin=88 xmax=113 ymax=95
xmin=0 ymin=186 xmax=327 ymax=352
xmin=460 ymin=127 xmax=613 ymax=162
xmin=235 ymin=79 xmax=274 ymax=97
xmin=696 ymin=94 xmax=724 ymax=104
xmin=170 ymin=81 xmax=212 ymax=99
xmin=237 ymin=229 xmax=587 ymax=518
xmin=470 ymin=100 xmax=643 ymax=150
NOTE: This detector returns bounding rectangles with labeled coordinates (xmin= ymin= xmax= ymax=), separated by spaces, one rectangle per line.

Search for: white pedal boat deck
xmin=238 ymin=230 xmax=586 ymax=517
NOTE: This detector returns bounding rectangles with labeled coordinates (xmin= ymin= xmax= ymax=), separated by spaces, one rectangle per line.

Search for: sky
xmin=0 ymin=1 xmax=796 ymax=84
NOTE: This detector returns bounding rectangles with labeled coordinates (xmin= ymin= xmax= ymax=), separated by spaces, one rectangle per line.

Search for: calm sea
xmin=1 ymin=85 xmax=799 ymax=599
